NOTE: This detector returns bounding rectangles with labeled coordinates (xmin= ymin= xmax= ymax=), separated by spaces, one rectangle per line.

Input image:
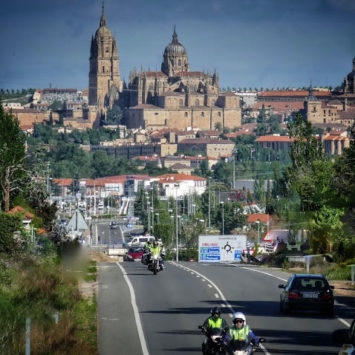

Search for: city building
xmin=123 ymin=29 xmax=242 ymax=131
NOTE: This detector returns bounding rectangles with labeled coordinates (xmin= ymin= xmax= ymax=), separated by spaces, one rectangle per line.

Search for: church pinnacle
xmin=100 ymin=2 xmax=106 ymax=27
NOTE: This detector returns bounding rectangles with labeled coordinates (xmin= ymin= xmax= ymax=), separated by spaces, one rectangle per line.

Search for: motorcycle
xmin=229 ymin=338 xmax=266 ymax=355
xmin=198 ymin=325 xmax=230 ymax=355
xmin=148 ymin=253 xmax=163 ymax=275
xmin=141 ymin=251 xmax=150 ymax=265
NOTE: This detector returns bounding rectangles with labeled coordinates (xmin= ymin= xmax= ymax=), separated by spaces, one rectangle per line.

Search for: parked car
xmin=110 ymin=221 xmax=119 ymax=229
xmin=125 ymin=246 xmax=145 ymax=261
xmin=279 ymin=274 xmax=334 ymax=316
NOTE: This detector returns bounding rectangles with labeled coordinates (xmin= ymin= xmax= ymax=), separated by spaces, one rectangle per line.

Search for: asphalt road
xmin=98 ymin=261 xmax=354 ymax=355
xmin=97 ymin=222 xmax=124 ymax=245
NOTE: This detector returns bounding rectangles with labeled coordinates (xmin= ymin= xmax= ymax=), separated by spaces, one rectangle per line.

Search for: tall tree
xmin=0 ymin=104 xmax=27 ymax=211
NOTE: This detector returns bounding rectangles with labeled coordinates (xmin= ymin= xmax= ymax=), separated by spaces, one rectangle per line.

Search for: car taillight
xmin=321 ymin=290 xmax=332 ymax=300
xmin=288 ymin=291 xmax=300 ymax=299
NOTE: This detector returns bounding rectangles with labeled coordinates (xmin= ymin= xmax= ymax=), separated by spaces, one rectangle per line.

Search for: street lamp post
xmin=220 ymin=201 xmax=224 ymax=235
xmin=256 ymin=220 xmax=260 ymax=244
xmin=208 ymin=178 xmax=211 ymax=229
xmin=174 ymin=184 xmax=179 ymax=262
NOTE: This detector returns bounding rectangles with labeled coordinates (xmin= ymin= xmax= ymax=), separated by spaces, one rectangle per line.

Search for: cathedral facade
xmin=124 ymin=29 xmax=241 ymax=131
xmin=88 ymin=8 xmax=241 ymax=131
xmin=89 ymin=5 xmax=121 ymax=116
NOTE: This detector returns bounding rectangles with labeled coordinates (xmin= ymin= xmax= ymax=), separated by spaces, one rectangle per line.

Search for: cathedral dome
xmin=95 ymin=25 xmax=112 ymax=39
xmin=164 ymin=29 xmax=186 ymax=56
xmin=95 ymin=5 xmax=112 ymax=39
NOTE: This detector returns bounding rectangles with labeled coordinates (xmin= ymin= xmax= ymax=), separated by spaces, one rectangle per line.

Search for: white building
xmin=153 ymin=174 xmax=206 ymax=198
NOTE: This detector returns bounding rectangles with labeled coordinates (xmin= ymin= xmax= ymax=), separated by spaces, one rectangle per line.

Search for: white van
xmin=126 ymin=235 xmax=155 ymax=247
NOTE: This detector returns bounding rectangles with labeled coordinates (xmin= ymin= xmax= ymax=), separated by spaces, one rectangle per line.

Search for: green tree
xmin=0 ymin=212 xmax=22 ymax=254
xmin=106 ymin=104 xmax=122 ymax=125
xmin=0 ymin=105 xmax=27 ymax=211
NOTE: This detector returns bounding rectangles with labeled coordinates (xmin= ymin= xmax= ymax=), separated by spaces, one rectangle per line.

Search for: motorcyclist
xmin=228 ymin=312 xmax=259 ymax=350
xmin=148 ymin=240 xmax=163 ymax=269
xmin=142 ymin=240 xmax=152 ymax=265
xmin=157 ymin=238 xmax=166 ymax=269
xmin=201 ymin=307 xmax=229 ymax=354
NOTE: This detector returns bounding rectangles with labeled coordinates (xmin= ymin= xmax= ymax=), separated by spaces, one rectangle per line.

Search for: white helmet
xmin=233 ymin=312 xmax=246 ymax=323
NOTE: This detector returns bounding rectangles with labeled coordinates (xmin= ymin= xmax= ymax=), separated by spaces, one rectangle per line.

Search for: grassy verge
xmin=0 ymin=245 xmax=98 ymax=354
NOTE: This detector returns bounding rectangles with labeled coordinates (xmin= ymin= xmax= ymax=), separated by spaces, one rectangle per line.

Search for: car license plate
xmin=302 ymin=292 xmax=318 ymax=299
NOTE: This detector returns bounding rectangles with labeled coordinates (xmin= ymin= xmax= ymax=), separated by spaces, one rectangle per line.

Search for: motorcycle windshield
xmin=209 ymin=328 xmax=224 ymax=336
xmin=231 ymin=339 xmax=250 ymax=351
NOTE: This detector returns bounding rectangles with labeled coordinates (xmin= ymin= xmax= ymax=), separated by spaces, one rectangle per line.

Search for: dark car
xmin=125 ymin=246 xmax=145 ymax=261
xmin=110 ymin=221 xmax=119 ymax=229
xmin=279 ymin=274 xmax=334 ymax=316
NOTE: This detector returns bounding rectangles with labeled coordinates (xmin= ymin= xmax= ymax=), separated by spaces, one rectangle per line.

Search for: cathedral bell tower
xmin=161 ymin=27 xmax=190 ymax=77
xmin=89 ymin=4 xmax=120 ymax=114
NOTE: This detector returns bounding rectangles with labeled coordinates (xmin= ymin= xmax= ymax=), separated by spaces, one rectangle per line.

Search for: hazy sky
xmin=1 ymin=0 xmax=354 ymax=90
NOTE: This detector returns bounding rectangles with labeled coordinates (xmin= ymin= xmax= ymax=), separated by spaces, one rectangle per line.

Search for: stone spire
xmin=172 ymin=25 xmax=178 ymax=44
xmin=100 ymin=2 xmax=106 ymax=27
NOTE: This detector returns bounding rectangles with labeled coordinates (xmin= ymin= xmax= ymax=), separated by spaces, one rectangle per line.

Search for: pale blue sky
xmin=1 ymin=0 xmax=354 ymax=90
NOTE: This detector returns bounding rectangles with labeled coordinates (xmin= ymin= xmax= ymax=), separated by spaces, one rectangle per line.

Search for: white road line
xmin=116 ymin=262 xmax=149 ymax=355
xmin=170 ymin=261 xmax=271 ymax=355
xmin=208 ymin=284 xmax=212 ymax=288
xmin=232 ymin=265 xmax=352 ymax=328
xmin=214 ymin=293 xmax=220 ymax=298
xmin=337 ymin=317 xmax=351 ymax=327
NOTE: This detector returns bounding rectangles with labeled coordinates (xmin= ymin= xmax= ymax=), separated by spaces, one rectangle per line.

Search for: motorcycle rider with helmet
xmin=148 ymin=240 xmax=163 ymax=271
xmin=228 ymin=312 xmax=259 ymax=351
xmin=201 ymin=307 xmax=229 ymax=354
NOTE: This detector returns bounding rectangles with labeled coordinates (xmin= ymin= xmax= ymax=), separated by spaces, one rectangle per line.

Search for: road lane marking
xmin=170 ymin=262 xmax=272 ymax=355
xmin=207 ymin=284 xmax=212 ymax=288
xmin=337 ymin=317 xmax=351 ymax=327
xmin=214 ymin=293 xmax=219 ymax=298
xmin=235 ymin=265 xmax=288 ymax=282
xmin=116 ymin=262 xmax=149 ymax=355
xmin=232 ymin=265 xmax=352 ymax=328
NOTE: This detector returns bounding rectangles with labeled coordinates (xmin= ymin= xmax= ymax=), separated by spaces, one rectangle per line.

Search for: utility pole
xmin=208 ymin=178 xmax=211 ymax=229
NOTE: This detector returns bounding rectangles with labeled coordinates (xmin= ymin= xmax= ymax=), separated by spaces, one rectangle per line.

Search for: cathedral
xmin=89 ymin=4 xmax=121 ymax=117
xmin=89 ymin=8 xmax=241 ymax=130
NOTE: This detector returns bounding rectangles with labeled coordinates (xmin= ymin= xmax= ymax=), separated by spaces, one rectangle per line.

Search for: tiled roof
xmin=180 ymin=138 xmax=234 ymax=145
xmin=20 ymin=125 xmax=34 ymax=130
xmin=130 ymin=104 xmax=161 ymax=109
xmin=145 ymin=71 xmax=167 ymax=77
xmin=169 ymin=163 xmax=193 ymax=169
xmin=53 ymin=178 xmax=73 ymax=186
xmin=255 ymin=136 xmax=295 ymax=143
xmin=323 ymin=135 xmax=348 ymax=141
xmin=157 ymin=173 xmax=206 ymax=182
xmin=199 ymin=130 xmax=220 ymax=136
xmin=339 ymin=109 xmax=355 ymax=120
xmin=258 ymin=90 xmax=330 ymax=97
xmin=247 ymin=214 xmax=272 ymax=224
xmin=7 ymin=206 xmax=34 ymax=219
xmin=252 ymin=101 xmax=304 ymax=112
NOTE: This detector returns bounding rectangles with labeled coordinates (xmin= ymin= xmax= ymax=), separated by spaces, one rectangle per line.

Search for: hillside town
xmin=1 ymin=2 xmax=354 ymax=355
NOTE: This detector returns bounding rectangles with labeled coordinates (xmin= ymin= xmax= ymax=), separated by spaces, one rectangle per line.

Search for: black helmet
xmin=210 ymin=307 xmax=221 ymax=316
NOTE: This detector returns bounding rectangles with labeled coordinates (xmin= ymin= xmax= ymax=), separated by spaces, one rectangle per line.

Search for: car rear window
xmin=140 ymin=238 xmax=148 ymax=243
xmin=293 ymin=277 xmax=327 ymax=290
